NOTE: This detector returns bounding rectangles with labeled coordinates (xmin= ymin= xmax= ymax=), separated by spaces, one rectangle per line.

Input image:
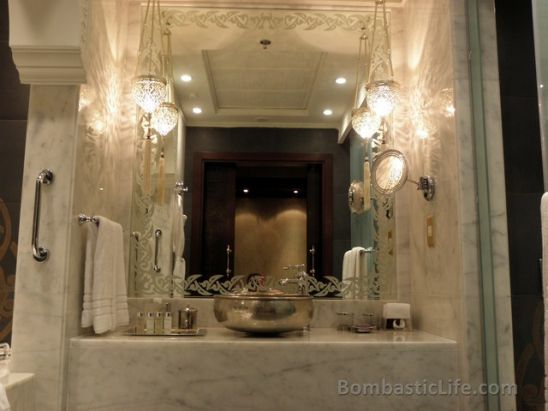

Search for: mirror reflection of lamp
xmin=131 ymin=0 xmax=169 ymax=195
xmin=371 ymin=149 xmax=436 ymax=201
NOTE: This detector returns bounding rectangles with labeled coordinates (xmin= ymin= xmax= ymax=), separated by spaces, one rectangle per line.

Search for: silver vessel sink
xmin=214 ymin=290 xmax=314 ymax=334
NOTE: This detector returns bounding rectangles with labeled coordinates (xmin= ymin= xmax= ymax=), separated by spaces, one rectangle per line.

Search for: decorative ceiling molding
xmin=149 ymin=0 xmax=404 ymax=11
xmin=10 ymin=47 xmax=87 ymax=85
xmin=165 ymin=8 xmax=375 ymax=31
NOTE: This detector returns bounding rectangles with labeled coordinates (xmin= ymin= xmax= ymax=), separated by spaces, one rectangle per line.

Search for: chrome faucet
xmin=279 ymin=264 xmax=312 ymax=296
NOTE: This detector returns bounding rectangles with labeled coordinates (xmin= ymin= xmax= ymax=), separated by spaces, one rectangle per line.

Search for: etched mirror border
xmin=129 ymin=6 xmax=395 ymax=299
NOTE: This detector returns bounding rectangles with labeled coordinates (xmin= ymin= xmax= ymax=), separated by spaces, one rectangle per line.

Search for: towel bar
xmin=78 ymin=214 xmax=99 ymax=225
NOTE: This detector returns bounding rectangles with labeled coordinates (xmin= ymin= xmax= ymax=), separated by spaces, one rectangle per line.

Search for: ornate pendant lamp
xmin=365 ymin=0 xmax=400 ymax=118
xmin=351 ymin=32 xmax=381 ymax=140
xmin=151 ymin=27 xmax=179 ymax=136
xmin=132 ymin=0 xmax=167 ymax=114
xmin=133 ymin=0 xmax=167 ymax=195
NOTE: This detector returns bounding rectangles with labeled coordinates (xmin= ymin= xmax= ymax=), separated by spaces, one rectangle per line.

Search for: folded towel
xmin=82 ymin=216 xmax=129 ymax=334
xmin=173 ymin=257 xmax=186 ymax=281
xmin=342 ymin=247 xmax=367 ymax=299
xmin=81 ymin=223 xmax=98 ymax=328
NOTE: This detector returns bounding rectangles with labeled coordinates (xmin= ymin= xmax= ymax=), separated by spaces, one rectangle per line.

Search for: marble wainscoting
xmin=68 ymin=329 xmax=457 ymax=411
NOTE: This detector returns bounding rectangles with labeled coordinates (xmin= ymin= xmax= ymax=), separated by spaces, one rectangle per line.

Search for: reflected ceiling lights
xmin=180 ymin=74 xmax=192 ymax=82
xmin=323 ymin=109 xmax=333 ymax=116
xmin=192 ymin=107 xmax=203 ymax=114
xmin=335 ymin=77 xmax=347 ymax=85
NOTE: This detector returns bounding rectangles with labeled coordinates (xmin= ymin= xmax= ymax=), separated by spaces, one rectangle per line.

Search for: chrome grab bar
xmin=153 ymin=229 xmax=162 ymax=272
xmin=32 ymin=169 xmax=54 ymax=262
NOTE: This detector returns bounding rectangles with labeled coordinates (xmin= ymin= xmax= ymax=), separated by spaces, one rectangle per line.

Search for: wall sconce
xmin=371 ymin=149 xmax=436 ymax=201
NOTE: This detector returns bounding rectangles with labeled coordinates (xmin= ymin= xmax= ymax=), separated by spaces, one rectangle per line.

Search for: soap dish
xmin=349 ymin=325 xmax=376 ymax=334
xmin=125 ymin=328 xmax=207 ymax=337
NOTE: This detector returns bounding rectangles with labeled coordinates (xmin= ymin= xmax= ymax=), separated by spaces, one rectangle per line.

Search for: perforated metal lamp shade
xmin=151 ymin=102 xmax=179 ymax=136
xmin=132 ymin=75 xmax=167 ymax=113
xmin=366 ymin=80 xmax=400 ymax=118
xmin=351 ymin=107 xmax=381 ymax=139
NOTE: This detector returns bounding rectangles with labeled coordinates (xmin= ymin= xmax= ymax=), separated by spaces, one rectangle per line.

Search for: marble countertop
xmin=3 ymin=373 xmax=33 ymax=389
xmin=71 ymin=328 xmax=456 ymax=350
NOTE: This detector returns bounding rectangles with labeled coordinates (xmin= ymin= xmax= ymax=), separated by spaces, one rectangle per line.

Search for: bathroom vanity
xmin=68 ymin=329 xmax=457 ymax=411
xmin=6 ymin=0 xmax=516 ymax=409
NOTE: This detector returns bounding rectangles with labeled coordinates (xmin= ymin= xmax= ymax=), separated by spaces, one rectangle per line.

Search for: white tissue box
xmin=383 ymin=303 xmax=412 ymax=330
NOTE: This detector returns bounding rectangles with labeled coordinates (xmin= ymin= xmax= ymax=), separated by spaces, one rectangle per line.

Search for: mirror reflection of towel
xmin=342 ymin=247 xmax=368 ymax=299
xmin=171 ymin=191 xmax=187 ymax=283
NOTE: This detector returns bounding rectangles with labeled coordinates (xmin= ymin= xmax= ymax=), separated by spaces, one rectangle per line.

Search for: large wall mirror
xmin=128 ymin=5 xmax=398 ymax=299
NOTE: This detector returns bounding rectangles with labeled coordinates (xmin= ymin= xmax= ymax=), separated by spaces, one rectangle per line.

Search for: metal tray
xmin=124 ymin=328 xmax=207 ymax=337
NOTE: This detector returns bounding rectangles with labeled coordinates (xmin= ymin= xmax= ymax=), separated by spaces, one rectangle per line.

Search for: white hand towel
xmin=91 ymin=216 xmax=129 ymax=334
xmin=342 ymin=247 xmax=367 ymax=298
xmin=81 ymin=223 xmax=98 ymax=328
xmin=173 ymin=257 xmax=186 ymax=281
xmin=0 ymin=383 xmax=10 ymax=411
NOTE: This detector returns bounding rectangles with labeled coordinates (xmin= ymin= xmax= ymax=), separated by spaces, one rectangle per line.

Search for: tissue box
xmin=383 ymin=303 xmax=412 ymax=330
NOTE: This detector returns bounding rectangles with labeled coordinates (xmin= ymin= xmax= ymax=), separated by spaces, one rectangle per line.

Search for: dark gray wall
xmin=183 ymin=127 xmax=351 ymax=278
xmin=495 ymin=1 xmax=545 ymax=408
xmin=0 ymin=0 xmax=30 ymax=343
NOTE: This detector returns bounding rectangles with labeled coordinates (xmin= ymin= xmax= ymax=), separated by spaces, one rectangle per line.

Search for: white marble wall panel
xmin=395 ymin=0 xmax=462 ymax=343
xmin=11 ymin=2 xmax=138 ymax=410
xmin=392 ymin=0 xmax=516 ymax=409
xmin=67 ymin=330 xmax=458 ymax=411
xmin=5 ymin=373 xmax=35 ymax=411
xmin=10 ymin=85 xmax=80 ymax=411
xmin=67 ymin=0 xmax=138 ymax=337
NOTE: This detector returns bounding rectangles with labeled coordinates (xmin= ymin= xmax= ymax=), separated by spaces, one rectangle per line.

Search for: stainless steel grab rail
xmin=153 ymin=229 xmax=162 ymax=272
xmin=32 ymin=169 xmax=54 ymax=262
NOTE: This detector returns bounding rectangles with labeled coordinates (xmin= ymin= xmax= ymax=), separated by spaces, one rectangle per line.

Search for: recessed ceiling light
xmin=293 ymin=190 xmax=299 ymax=194
xmin=243 ymin=188 xmax=249 ymax=193
xmin=323 ymin=109 xmax=333 ymax=116
xmin=335 ymin=77 xmax=347 ymax=85
xmin=192 ymin=107 xmax=202 ymax=114
xmin=541 ymin=84 xmax=544 ymax=89
xmin=180 ymin=74 xmax=192 ymax=82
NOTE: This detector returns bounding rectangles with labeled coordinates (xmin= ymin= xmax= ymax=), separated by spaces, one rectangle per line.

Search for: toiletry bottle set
xmin=135 ymin=304 xmax=197 ymax=335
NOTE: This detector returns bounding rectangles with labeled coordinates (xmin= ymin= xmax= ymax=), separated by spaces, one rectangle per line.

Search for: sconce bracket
xmin=418 ymin=176 xmax=435 ymax=201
